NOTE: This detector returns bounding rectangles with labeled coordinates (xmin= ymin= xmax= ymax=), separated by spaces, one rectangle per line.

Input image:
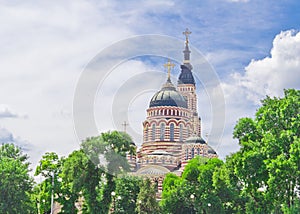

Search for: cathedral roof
xmin=185 ymin=135 xmax=206 ymax=144
xmin=149 ymin=79 xmax=188 ymax=108
xmin=136 ymin=165 xmax=170 ymax=175
xmin=178 ymin=65 xmax=195 ymax=85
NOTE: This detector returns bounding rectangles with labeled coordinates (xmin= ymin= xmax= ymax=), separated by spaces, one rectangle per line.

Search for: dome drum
xmin=146 ymin=106 xmax=190 ymax=118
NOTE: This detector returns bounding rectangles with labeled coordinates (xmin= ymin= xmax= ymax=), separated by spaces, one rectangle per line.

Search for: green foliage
xmin=59 ymin=150 xmax=91 ymax=213
xmin=232 ymin=89 xmax=300 ymax=212
xmin=136 ymin=178 xmax=160 ymax=214
xmin=113 ymin=175 xmax=142 ymax=213
xmin=3 ymin=88 xmax=298 ymax=214
xmin=34 ymin=152 xmax=63 ymax=214
xmin=161 ymin=179 xmax=196 ymax=214
xmin=35 ymin=152 xmax=61 ymax=177
xmin=162 ymin=173 xmax=182 ymax=193
xmin=0 ymin=143 xmax=34 ymax=213
xmin=194 ymin=158 xmax=224 ymax=214
xmin=81 ymin=131 xmax=134 ymax=175
xmin=161 ymin=156 xmax=237 ymax=214
xmin=182 ymin=156 xmax=208 ymax=182
xmin=49 ymin=130 xmax=135 ymax=214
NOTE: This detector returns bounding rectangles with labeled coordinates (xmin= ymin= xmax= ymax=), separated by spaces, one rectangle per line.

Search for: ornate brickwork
xmin=130 ymin=29 xmax=218 ymax=194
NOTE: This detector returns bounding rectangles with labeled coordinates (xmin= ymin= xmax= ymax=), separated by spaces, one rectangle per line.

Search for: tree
xmin=233 ymin=89 xmax=300 ymax=213
xmin=112 ymin=175 xmax=142 ymax=213
xmin=161 ymin=157 xmax=213 ymax=213
xmin=161 ymin=173 xmax=195 ymax=214
xmin=194 ymin=158 xmax=225 ymax=214
xmin=59 ymin=150 xmax=90 ymax=213
xmin=81 ymin=131 xmax=135 ymax=214
xmin=34 ymin=152 xmax=63 ymax=214
xmin=58 ymin=149 xmax=105 ymax=214
xmin=136 ymin=178 xmax=160 ymax=214
xmin=0 ymin=143 xmax=34 ymax=213
xmin=181 ymin=156 xmax=208 ymax=183
xmin=217 ymin=154 xmax=248 ymax=213
xmin=52 ymin=131 xmax=135 ymax=214
xmin=161 ymin=156 xmax=242 ymax=214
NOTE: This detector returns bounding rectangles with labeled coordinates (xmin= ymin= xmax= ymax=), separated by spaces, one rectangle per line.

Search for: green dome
xmin=149 ymin=79 xmax=187 ymax=108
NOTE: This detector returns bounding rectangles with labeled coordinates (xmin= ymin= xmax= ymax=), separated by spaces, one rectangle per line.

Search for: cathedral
xmin=127 ymin=29 xmax=217 ymax=193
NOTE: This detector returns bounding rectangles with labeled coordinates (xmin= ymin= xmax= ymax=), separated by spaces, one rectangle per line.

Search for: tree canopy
xmin=0 ymin=143 xmax=34 ymax=213
xmin=232 ymin=89 xmax=300 ymax=213
xmin=1 ymin=89 xmax=300 ymax=213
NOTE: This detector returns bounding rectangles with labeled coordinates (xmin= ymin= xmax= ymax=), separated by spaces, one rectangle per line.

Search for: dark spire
xmin=178 ymin=28 xmax=195 ymax=85
xmin=182 ymin=28 xmax=193 ymax=70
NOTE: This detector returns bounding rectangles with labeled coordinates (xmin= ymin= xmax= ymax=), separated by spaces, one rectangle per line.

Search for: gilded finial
xmin=164 ymin=59 xmax=175 ymax=80
xmin=183 ymin=28 xmax=192 ymax=44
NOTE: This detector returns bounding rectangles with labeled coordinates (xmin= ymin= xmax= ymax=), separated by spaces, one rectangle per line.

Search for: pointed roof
xmin=178 ymin=28 xmax=195 ymax=85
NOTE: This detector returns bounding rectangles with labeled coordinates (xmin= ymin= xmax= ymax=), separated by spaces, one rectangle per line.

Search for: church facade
xmin=127 ymin=29 xmax=217 ymax=193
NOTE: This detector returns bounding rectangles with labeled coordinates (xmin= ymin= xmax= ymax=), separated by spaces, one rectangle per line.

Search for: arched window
xmin=179 ymin=124 xmax=183 ymax=141
xmin=185 ymin=148 xmax=189 ymax=160
xmin=145 ymin=126 xmax=148 ymax=142
xmin=191 ymin=148 xmax=195 ymax=158
xmin=160 ymin=123 xmax=165 ymax=141
xmin=170 ymin=123 xmax=174 ymax=141
xmin=151 ymin=124 xmax=156 ymax=141
xmin=154 ymin=179 xmax=159 ymax=192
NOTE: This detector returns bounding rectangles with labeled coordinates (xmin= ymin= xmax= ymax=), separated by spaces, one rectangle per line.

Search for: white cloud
xmin=0 ymin=0 xmax=298 ymax=166
xmin=94 ymin=59 xmax=167 ymax=145
xmin=0 ymin=127 xmax=34 ymax=152
xmin=0 ymin=105 xmax=27 ymax=119
xmin=0 ymin=128 xmax=14 ymax=143
xmin=236 ymin=30 xmax=300 ymax=103
xmin=0 ymin=0 xmax=134 ymax=167
xmin=217 ymin=30 xmax=300 ymax=158
xmin=0 ymin=106 xmax=18 ymax=119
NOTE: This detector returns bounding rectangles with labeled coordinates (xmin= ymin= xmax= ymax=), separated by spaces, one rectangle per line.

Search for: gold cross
xmin=183 ymin=28 xmax=192 ymax=43
xmin=164 ymin=59 xmax=175 ymax=79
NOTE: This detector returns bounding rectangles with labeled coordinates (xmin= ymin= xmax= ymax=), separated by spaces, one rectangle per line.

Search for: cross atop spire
xmin=182 ymin=28 xmax=192 ymax=70
xmin=122 ymin=121 xmax=129 ymax=133
xmin=164 ymin=59 xmax=175 ymax=80
xmin=183 ymin=28 xmax=192 ymax=43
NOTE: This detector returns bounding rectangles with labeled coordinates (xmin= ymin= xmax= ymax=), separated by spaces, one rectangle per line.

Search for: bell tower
xmin=177 ymin=28 xmax=201 ymax=136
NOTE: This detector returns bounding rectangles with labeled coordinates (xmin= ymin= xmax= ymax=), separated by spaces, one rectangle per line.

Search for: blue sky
xmin=0 ymin=0 xmax=300 ymax=169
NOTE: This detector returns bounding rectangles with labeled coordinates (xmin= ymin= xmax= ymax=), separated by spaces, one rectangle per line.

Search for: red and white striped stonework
xmin=130 ymin=31 xmax=218 ymax=197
